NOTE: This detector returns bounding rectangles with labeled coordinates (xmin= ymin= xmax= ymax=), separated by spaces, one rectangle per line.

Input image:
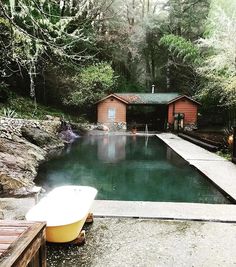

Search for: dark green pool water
xmin=36 ymin=135 xmax=230 ymax=203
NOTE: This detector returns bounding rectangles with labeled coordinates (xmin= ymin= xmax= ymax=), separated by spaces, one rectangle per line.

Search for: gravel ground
xmin=47 ymin=218 xmax=236 ymax=267
xmin=1 ymin=197 xmax=236 ymax=266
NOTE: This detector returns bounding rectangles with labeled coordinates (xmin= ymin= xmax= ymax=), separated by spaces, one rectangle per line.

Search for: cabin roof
xmin=168 ymin=95 xmax=201 ymax=105
xmin=97 ymin=93 xmax=200 ymax=105
xmin=115 ymin=93 xmax=180 ymax=104
xmin=96 ymin=94 xmax=129 ymax=104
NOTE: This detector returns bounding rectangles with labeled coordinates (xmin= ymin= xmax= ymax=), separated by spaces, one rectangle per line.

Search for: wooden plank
xmin=33 ymin=250 xmax=40 ymax=267
xmin=0 ymin=223 xmax=29 ymax=257
xmin=0 ymin=231 xmax=25 ymax=236
xmin=0 ymin=221 xmax=36 ymax=227
xmin=0 ymin=226 xmax=28 ymax=232
xmin=14 ymin=231 xmax=45 ymax=267
xmin=0 ymin=221 xmax=46 ymax=267
xmin=39 ymin=230 xmax=47 ymax=267
xmin=0 ymin=236 xmax=19 ymax=243
xmin=0 ymin=244 xmax=10 ymax=250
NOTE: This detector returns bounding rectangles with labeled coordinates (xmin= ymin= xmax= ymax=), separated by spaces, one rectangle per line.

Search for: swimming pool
xmin=35 ymin=135 xmax=230 ymax=204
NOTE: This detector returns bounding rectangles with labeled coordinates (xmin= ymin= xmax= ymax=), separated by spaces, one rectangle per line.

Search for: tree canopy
xmin=0 ymin=0 xmax=235 ymax=122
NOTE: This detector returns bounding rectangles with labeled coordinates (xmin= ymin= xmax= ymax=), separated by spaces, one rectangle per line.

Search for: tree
xmin=0 ymin=0 xmax=92 ymax=103
xmin=64 ymin=62 xmax=116 ymax=108
xmin=0 ymin=0 xmax=117 ymax=106
xmin=102 ymin=0 xmax=210 ymax=92
xmin=197 ymin=4 xmax=236 ymax=109
xmin=156 ymin=0 xmax=210 ymax=94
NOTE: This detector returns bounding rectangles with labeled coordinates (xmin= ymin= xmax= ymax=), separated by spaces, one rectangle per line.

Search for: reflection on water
xmin=98 ymin=135 xmax=126 ymax=162
xmin=35 ymin=135 xmax=230 ymax=204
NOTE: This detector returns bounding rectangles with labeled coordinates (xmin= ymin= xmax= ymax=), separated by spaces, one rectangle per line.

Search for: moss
xmin=216 ymin=150 xmax=232 ymax=161
xmin=176 ymin=222 xmax=191 ymax=234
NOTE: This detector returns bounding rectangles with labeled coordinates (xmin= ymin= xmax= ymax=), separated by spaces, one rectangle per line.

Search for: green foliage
xmin=224 ymin=77 xmax=236 ymax=107
xmin=216 ymin=150 xmax=231 ymax=161
xmin=0 ymin=17 xmax=11 ymax=78
xmin=0 ymin=96 xmax=59 ymax=119
xmin=3 ymin=107 xmax=18 ymax=118
xmin=0 ymin=94 xmax=85 ymax=122
xmin=79 ymin=63 xmax=116 ymax=90
xmin=64 ymin=63 xmax=117 ymax=107
xmin=160 ymin=34 xmax=201 ymax=65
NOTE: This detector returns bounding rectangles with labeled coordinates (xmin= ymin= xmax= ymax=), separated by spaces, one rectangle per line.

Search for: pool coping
xmin=92 ymin=200 xmax=236 ymax=222
xmin=92 ymin=132 xmax=236 ymax=222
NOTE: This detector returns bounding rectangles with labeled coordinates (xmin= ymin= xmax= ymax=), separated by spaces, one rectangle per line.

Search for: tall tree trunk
xmin=145 ymin=53 xmax=151 ymax=89
xmin=147 ymin=0 xmax=150 ymax=13
xmin=131 ymin=0 xmax=135 ymax=26
xmin=166 ymin=57 xmax=171 ymax=91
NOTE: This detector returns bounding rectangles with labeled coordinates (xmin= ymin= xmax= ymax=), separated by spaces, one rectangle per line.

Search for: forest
xmin=0 ymin=0 xmax=236 ymax=125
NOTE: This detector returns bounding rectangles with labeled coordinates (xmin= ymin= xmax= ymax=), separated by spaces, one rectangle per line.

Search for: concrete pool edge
xmin=92 ymin=200 xmax=236 ymax=222
xmin=156 ymin=133 xmax=236 ymax=202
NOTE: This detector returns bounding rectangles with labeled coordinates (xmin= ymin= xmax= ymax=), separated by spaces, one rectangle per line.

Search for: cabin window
xmin=108 ymin=108 xmax=116 ymax=121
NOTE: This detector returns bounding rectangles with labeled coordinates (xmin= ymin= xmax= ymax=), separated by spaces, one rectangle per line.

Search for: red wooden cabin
xmin=97 ymin=93 xmax=200 ymax=131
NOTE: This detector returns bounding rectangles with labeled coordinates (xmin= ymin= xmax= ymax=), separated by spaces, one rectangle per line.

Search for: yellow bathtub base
xmin=46 ymin=215 xmax=88 ymax=243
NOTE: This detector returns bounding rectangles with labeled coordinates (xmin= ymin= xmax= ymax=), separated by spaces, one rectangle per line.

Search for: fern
xmin=3 ymin=108 xmax=18 ymax=118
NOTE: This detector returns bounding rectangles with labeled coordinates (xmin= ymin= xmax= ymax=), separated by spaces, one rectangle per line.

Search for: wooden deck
xmin=0 ymin=220 xmax=46 ymax=267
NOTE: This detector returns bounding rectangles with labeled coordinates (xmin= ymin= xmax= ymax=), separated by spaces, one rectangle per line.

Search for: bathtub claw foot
xmin=86 ymin=213 xmax=94 ymax=223
xmin=71 ymin=230 xmax=86 ymax=246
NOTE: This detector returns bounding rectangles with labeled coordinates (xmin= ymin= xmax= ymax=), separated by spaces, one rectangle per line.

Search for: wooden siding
xmin=168 ymin=98 xmax=198 ymax=125
xmin=97 ymin=96 xmax=127 ymax=124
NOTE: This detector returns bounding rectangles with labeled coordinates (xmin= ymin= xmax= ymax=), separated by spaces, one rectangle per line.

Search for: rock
xmin=0 ymin=118 xmax=65 ymax=196
xmin=103 ymin=125 xmax=109 ymax=131
xmin=0 ymin=137 xmax=46 ymax=194
xmin=45 ymin=115 xmax=60 ymax=121
xmin=96 ymin=124 xmax=109 ymax=131
xmin=21 ymin=126 xmax=64 ymax=150
xmin=96 ymin=122 xmax=126 ymax=131
xmin=45 ymin=115 xmax=54 ymax=120
xmin=70 ymin=122 xmax=89 ymax=135
xmin=184 ymin=123 xmax=198 ymax=131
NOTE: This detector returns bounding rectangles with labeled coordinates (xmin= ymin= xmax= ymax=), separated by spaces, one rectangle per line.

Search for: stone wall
xmin=97 ymin=122 xmax=127 ymax=131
